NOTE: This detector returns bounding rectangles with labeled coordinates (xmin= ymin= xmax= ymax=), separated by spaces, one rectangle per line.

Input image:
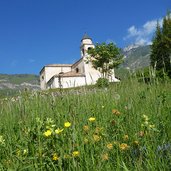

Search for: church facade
xmin=40 ymin=34 xmax=120 ymax=90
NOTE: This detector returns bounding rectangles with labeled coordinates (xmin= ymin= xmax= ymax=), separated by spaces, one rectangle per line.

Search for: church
xmin=40 ymin=34 xmax=120 ymax=90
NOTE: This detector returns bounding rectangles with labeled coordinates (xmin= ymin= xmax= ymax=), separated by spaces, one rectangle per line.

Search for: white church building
xmin=40 ymin=34 xmax=120 ymax=90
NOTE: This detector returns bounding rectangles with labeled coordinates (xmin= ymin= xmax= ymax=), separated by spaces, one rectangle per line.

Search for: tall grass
xmin=0 ymin=78 xmax=171 ymax=170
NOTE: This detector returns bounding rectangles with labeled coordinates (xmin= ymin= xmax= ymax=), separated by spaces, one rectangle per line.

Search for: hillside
xmin=0 ymin=74 xmax=40 ymax=97
xmin=121 ymin=45 xmax=151 ymax=70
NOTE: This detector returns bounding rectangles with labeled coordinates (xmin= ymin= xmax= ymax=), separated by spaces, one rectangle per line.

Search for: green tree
xmin=87 ymin=43 xmax=123 ymax=79
xmin=150 ymin=11 xmax=171 ymax=78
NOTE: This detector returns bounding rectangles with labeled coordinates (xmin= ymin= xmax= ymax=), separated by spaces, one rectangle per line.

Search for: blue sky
xmin=0 ymin=0 xmax=170 ymax=75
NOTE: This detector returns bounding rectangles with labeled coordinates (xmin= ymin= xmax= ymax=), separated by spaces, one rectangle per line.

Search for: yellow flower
xmin=93 ymin=134 xmax=101 ymax=142
xmin=55 ymin=128 xmax=64 ymax=134
xmin=52 ymin=153 xmax=59 ymax=161
xmin=44 ymin=130 xmax=52 ymax=137
xmin=106 ymin=143 xmax=113 ymax=150
xmin=119 ymin=143 xmax=129 ymax=150
xmin=72 ymin=151 xmax=79 ymax=157
xmin=112 ymin=109 xmax=121 ymax=116
xmin=143 ymin=114 xmax=149 ymax=121
xmin=64 ymin=122 xmax=71 ymax=128
xmin=102 ymin=153 xmax=109 ymax=161
xmin=88 ymin=117 xmax=96 ymax=122
xmin=123 ymin=134 xmax=129 ymax=141
xmin=83 ymin=125 xmax=89 ymax=132
xmin=102 ymin=105 xmax=105 ymax=108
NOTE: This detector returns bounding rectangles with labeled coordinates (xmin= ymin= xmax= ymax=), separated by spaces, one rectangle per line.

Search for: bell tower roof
xmin=81 ymin=33 xmax=92 ymax=41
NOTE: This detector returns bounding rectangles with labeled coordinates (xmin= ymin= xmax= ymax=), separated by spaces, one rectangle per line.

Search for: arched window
xmin=76 ymin=68 xmax=79 ymax=73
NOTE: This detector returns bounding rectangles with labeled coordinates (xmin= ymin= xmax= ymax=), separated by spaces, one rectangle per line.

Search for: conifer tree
xmin=150 ymin=11 xmax=171 ymax=77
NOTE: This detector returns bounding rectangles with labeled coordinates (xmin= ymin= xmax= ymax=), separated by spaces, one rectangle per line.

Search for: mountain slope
xmin=0 ymin=74 xmax=40 ymax=97
xmin=121 ymin=45 xmax=151 ymax=70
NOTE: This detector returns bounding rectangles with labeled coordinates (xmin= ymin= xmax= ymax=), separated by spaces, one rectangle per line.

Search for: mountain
xmin=0 ymin=74 xmax=40 ymax=97
xmin=121 ymin=45 xmax=151 ymax=70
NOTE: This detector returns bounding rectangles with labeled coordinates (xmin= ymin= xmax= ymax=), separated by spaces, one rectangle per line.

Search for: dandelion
xmin=72 ymin=151 xmax=79 ymax=157
xmin=88 ymin=117 xmax=96 ymax=122
xmin=44 ymin=130 xmax=52 ymax=137
xmin=102 ymin=153 xmax=109 ymax=161
xmin=55 ymin=128 xmax=64 ymax=134
xmin=93 ymin=134 xmax=101 ymax=142
xmin=52 ymin=153 xmax=59 ymax=161
xmin=119 ymin=143 xmax=129 ymax=150
xmin=107 ymin=143 xmax=113 ymax=150
xmin=83 ymin=125 xmax=89 ymax=132
xmin=123 ymin=134 xmax=129 ymax=141
xmin=64 ymin=122 xmax=71 ymax=128
xmin=112 ymin=109 xmax=121 ymax=116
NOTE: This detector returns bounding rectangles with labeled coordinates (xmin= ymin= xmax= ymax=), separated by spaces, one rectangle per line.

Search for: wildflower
xmin=88 ymin=117 xmax=96 ymax=122
xmin=102 ymin=153 xmax=109 ymax=161
xmin=55 ymin=128 xmax=64 ymax=134
xmin=72 ymin=151 xmax=79 ymax=157
xmin=44 ymin=130 xmax=52 ymax=137
xmin=83 ymin=125 xmax=89 ymax=132
xmin=102 ymin=105 xmax=105 ymax=108
xmin=119 ymin=143 xmax=129 ymax=150
xmin=112 ymin=109 xmax=121 ymax=116
xmin=93 ymin=134 xmax=101 ymax=142
xmin=52 ymin=153 xmax=59 ymax=161
xmin=64 ymin=122 xmax=71 ymax=128
xmin=123 ymin=135 xmax=129 ymax=141
xmin=107 ymin=143 xmax=113 ymax=150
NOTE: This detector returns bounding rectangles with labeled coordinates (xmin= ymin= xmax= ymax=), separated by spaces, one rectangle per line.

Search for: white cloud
xmin=124 ymin=18 xmax=163 ymax=45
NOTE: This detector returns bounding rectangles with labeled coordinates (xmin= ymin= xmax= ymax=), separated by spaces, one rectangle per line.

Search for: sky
xmin=0 ymin=0 xmax=170 ymax=75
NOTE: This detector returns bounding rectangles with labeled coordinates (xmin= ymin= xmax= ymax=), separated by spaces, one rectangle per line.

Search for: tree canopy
xmin=87 ymin=43 xmax=123 ymax=79
xmin=150 ymin=11 xmax=171 ymax=78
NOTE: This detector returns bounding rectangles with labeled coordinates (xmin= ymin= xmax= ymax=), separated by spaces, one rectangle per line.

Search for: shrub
xmin=96 ymin=78 xmax=109 ymax=87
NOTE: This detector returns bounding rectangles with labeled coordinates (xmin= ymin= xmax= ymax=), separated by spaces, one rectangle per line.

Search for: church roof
xmin=81 ymin=33 xmax=92 ymax=41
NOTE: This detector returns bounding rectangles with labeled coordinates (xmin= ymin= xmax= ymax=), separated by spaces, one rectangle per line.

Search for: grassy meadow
xmin=0 ymin=78 xmax=171 ymax=170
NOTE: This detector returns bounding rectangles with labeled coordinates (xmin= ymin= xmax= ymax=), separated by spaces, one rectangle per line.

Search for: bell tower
xmin=80 ymin=33 xmax=94 ymax=58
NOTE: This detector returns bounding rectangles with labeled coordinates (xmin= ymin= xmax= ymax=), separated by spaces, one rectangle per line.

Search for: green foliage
xmin=87 ymin=43 xmax=123 ymax=78
xmin=150 ymin=11 xmax=171 ymax=78
xmin=96 ymin=78 xmax=109 ymax=88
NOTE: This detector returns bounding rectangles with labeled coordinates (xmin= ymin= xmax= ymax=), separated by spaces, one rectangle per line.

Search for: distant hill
xmin=0 ymin=74 xmax=40 ymax=97
xmin=121 ymin=45 xmax=151 ymax=70
xmin=115 ymin=45 xmax=151 ymax=80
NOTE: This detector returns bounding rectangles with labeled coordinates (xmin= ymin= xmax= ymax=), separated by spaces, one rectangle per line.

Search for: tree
xmin=87 ymin=43 xmax=123 ymax=79
xmin=150 ymin=11 xmax=171 ymax=78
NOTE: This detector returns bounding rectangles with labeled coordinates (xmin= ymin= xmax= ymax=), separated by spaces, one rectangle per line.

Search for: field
xmin=0 ymin=78 xmax=171 ymax=170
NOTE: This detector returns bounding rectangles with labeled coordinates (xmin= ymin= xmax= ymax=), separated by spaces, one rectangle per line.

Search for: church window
xmin=88 ymin=47 xmax=92 ymax=50
xmin=76 ymin=68 xmax=79 ymax=73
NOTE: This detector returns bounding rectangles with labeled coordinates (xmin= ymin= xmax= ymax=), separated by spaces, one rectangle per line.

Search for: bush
xmin=96 ymin=78 xmax=109 ymax=87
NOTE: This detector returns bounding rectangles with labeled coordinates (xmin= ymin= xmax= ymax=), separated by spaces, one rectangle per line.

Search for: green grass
xmin=0 ymin=78 xmax=171 ymax=170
